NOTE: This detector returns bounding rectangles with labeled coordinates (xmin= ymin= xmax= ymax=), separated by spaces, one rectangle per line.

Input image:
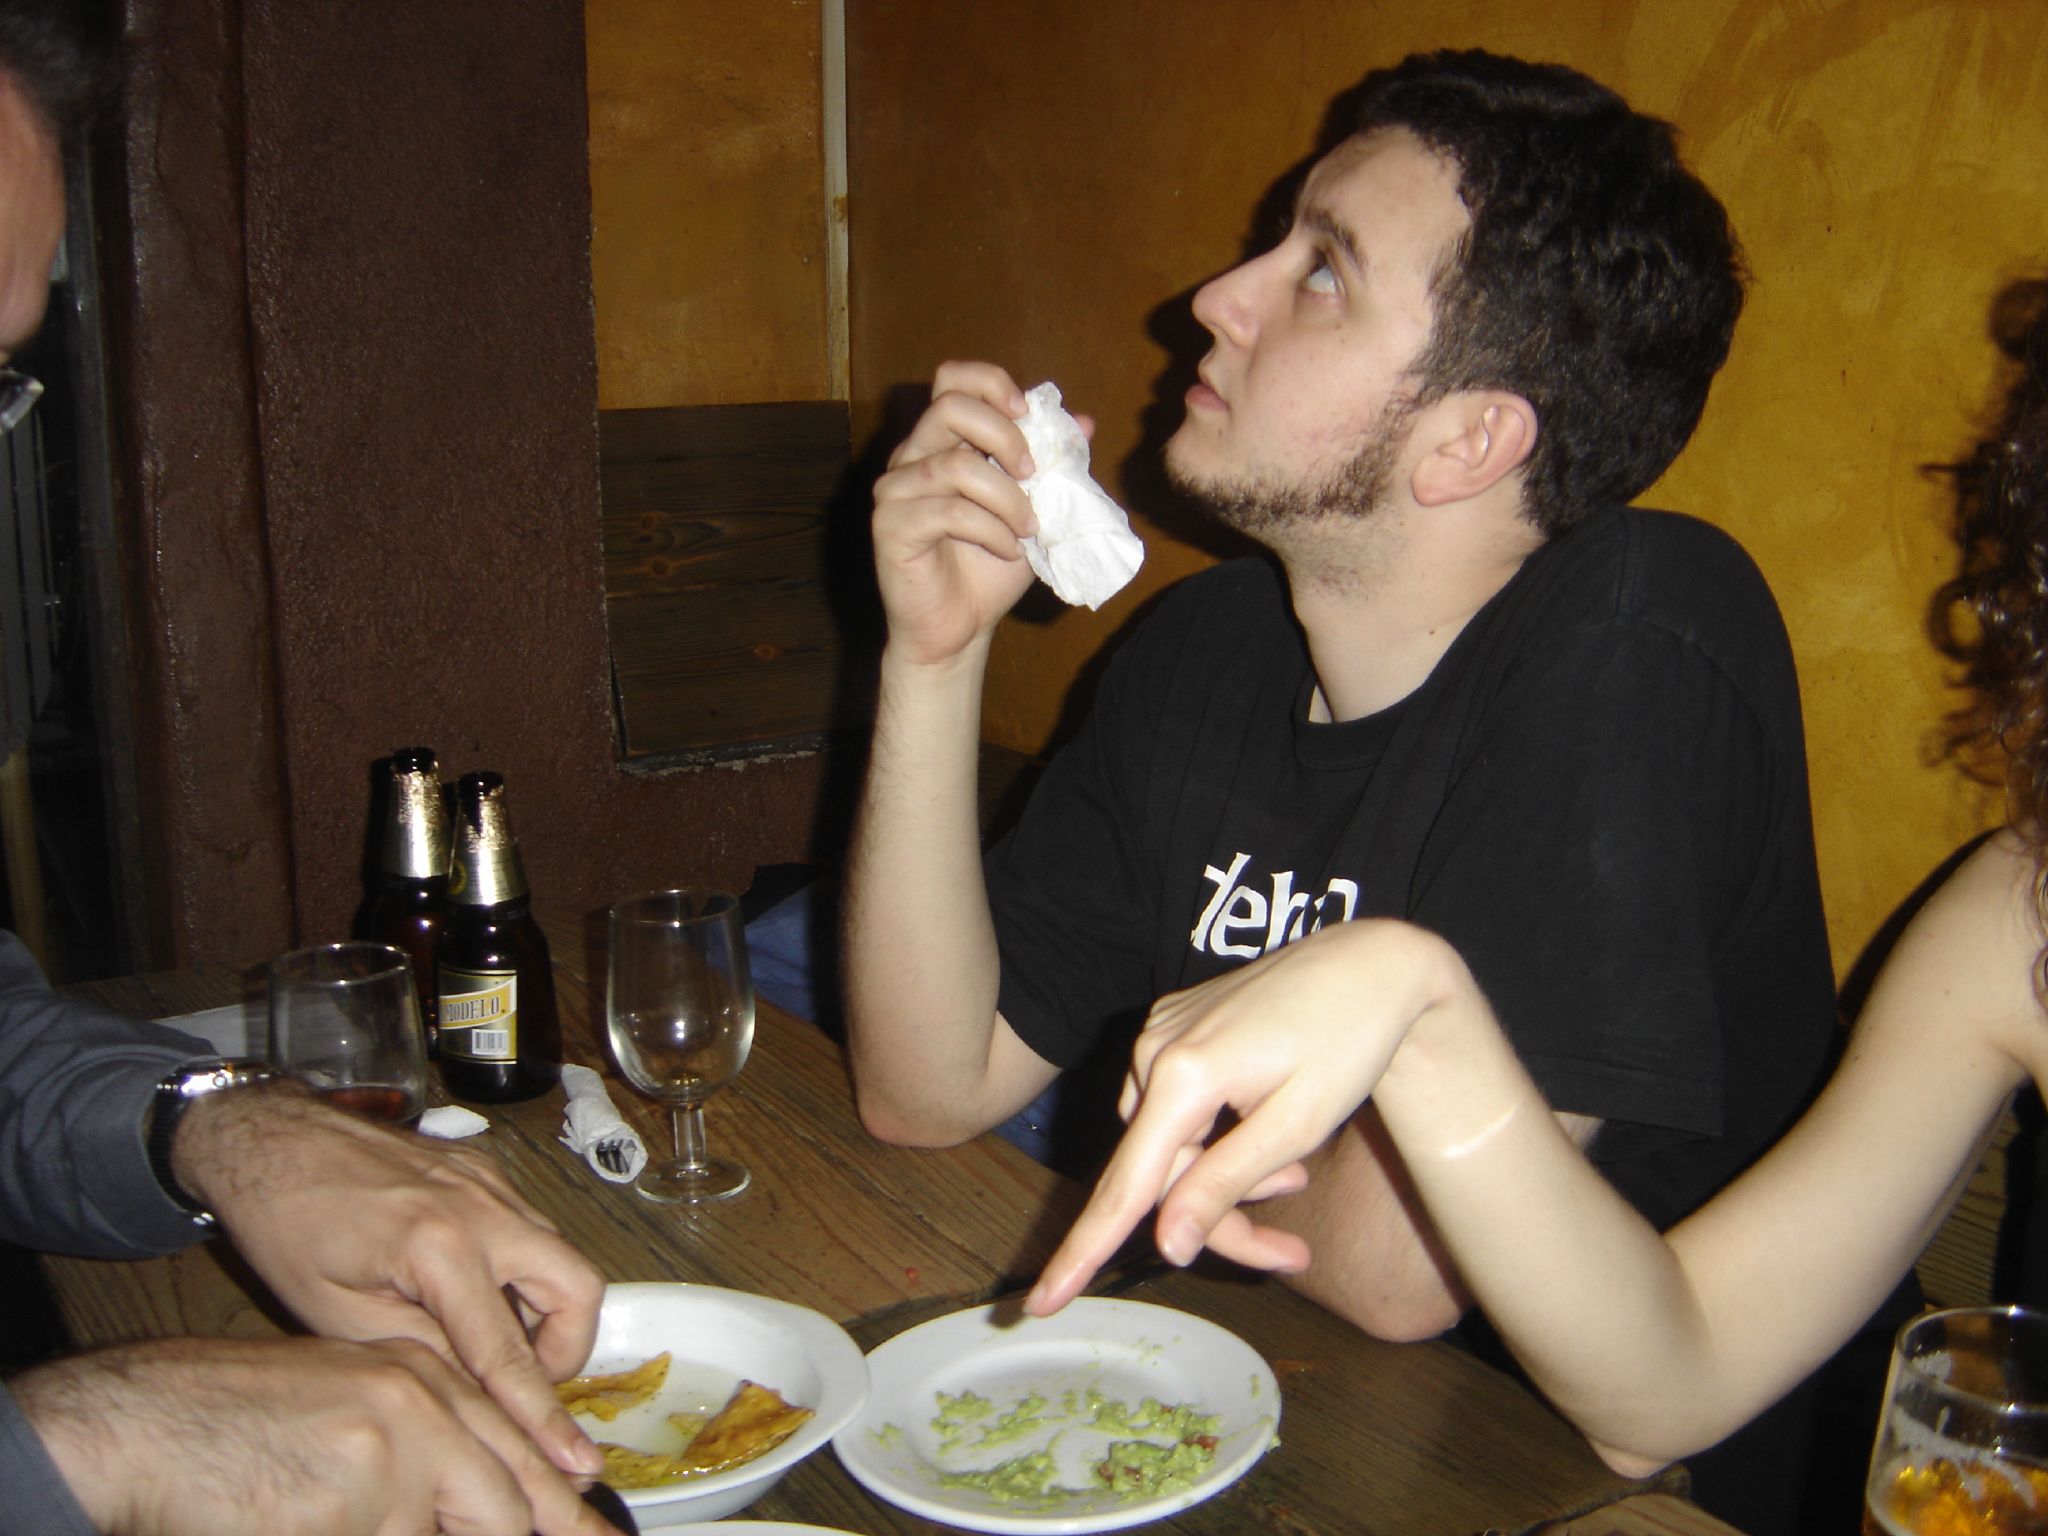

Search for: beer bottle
xmin=435 ymin=772 xmax=560 ymax=1103
xmin=360 ymin=748 xmax=449 ymax=1054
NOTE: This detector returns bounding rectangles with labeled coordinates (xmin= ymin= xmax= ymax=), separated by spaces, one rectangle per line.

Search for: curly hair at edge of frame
xmin=1935 ymin=277 xmax=2048 ymax=953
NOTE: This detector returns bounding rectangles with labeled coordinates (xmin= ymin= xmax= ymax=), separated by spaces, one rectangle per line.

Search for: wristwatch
xmin=146 ymin=1058 xmax=280 ymax=1228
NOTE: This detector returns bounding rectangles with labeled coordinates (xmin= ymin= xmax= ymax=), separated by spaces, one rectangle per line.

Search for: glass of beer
xmin=606 ymin=889 xmax=755 ymax=1203
xmin=268 ymin=942 xmax=430 ymax=1128
xmin=1865 ymin=1304 xmax=2048 ymax=1535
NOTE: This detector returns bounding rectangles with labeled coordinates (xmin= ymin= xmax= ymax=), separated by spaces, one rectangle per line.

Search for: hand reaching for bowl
xmin=170 ymin=1082 xmax=608 ymax=1479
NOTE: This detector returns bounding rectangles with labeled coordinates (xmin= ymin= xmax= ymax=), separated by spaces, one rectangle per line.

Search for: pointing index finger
xmin=1025 ymin=1085 xmax=1223 ymax=1316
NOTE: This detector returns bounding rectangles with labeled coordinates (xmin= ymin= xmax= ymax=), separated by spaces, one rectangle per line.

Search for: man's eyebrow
xmin=1296 ymin=203 xmax=1365 ymax=277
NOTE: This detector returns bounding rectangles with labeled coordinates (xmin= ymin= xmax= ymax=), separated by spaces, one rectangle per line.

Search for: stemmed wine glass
xmin=606 ymin=889 xmax=755 ymax=1203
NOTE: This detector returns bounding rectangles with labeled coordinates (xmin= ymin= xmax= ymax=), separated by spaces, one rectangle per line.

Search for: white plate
xmin=155 ymin=1003 xmax=258 ymax=1057
xmin=656 ymin=1525 xmax=860 ymax=1534
xmin=574 ymin=1283 xmax=868 ymax=1525
xmin=832 ymin=1297 xmax=1279 ymax=1534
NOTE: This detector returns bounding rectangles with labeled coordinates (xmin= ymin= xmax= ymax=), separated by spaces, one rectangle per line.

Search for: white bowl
xmin=571 ymin=1282 xmax=868 ymax=1526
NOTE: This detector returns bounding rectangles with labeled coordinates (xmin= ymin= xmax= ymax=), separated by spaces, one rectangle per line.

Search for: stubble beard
xmin=1166 ymin=396 xmax=1415 ymax=543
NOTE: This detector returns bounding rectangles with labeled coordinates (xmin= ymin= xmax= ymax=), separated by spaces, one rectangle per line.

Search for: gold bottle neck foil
xmin=449 ymin=774 xmax=529 ymax=907
xmin=382 ymin=757 xmax=450 ymax=881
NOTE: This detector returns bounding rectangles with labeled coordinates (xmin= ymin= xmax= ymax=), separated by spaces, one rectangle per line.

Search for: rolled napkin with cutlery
xmin=1009 ymin=381 xmax=1144 ymax=610
xmin=559 ymin=1063 xmax=648 ymax=1183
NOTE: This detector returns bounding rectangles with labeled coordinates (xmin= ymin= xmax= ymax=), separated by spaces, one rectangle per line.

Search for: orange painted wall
xmin=847 ymin=0 xmax=2043 ymax=981
xmin=586 ymin=0 xmax=830 ymax=408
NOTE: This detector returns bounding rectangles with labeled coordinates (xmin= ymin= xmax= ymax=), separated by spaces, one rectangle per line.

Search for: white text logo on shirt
xmin=1190 ymin=850 xmax=1359 ymax=959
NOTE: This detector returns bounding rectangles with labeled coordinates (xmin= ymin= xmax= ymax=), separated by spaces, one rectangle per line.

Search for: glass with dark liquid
xmin=1864 ymin=1306 xmax=2048 ymax=1536
xmin=268 ymin=942 xmax=430 ymax=1130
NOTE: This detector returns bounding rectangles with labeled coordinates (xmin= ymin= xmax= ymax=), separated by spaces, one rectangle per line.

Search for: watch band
xmin=146 ymin=1058 xmax=280 ymax=1228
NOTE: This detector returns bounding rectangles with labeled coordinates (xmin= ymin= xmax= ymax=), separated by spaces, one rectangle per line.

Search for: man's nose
xmin=1191 ymin=258 xmax=1263 ymax=349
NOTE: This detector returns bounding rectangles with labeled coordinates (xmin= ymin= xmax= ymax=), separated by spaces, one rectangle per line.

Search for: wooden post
xmin=0 ymin=746 xmax=48 ymax=970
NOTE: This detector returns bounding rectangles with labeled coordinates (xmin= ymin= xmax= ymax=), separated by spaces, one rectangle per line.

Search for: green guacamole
xmin=937 ymin=1447 xmax=1068 ymax=1505
xmin=1095 ymin=1434 xmax=1218 ymax=1498
xmin=929 ymin=1387 xmax=1221 ymax=1504
xmin=934 ymin=1389 xmax=1050 ymax=1452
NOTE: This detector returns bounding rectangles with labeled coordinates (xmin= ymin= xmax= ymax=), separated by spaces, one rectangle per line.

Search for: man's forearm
xmin=1261 ymin=1109 xmax=1476 ymax=1341
xmin=13 ymin=1336 xmax=613 ymax=1536
xmin=845 ymin=645 xmax=1013 ymax=1144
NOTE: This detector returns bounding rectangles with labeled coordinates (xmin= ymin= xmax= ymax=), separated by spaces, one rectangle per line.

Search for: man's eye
xmin=1302 ymin=260 xmax=1338 ymax=296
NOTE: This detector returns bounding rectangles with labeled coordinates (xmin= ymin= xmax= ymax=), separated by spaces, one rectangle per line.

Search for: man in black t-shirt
xmin=844 ymin=50 xmax=1861 ymax=1533
xmin=980 ymin=513 xmax=1835 ymax=1240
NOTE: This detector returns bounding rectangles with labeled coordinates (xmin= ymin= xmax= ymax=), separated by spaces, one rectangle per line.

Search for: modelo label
xmin=438 ymin=967 xmax=518 ymax=1060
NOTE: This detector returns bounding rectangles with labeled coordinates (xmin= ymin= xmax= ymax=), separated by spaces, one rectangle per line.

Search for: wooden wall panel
xmin=585 ymin=0 xmax=830 ymax=410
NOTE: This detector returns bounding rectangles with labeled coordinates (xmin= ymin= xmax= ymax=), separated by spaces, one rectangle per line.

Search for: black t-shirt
xmin=986 ymin=505 xmax=1837 ymax=1229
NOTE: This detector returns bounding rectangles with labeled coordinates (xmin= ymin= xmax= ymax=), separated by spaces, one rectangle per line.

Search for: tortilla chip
xmin=598 ymin=1441 xmax=689 ymax=1489
xmin=556 ymin=1352 xmax=671 ymax=1422
xmin=593 ymin=1380 xmax=815 ymax=1489
xmin=675 ymin=1380 xmax=815 ymax=1475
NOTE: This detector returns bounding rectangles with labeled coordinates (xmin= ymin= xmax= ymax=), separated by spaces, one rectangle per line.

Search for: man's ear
xmin=1410 ymin=393 xmax=1536 ymax=507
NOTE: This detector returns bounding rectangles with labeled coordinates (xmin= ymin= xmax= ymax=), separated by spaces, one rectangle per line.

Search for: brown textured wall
xmin=105 ymin=0 xmax=823 ymax=966
xmin=103 ymin=0 xmax=295 ymax=967
xmin=585 ymin=0 xmax=829 ymax=409
xmin=847 ymin=0 xmax=2040 ymax=981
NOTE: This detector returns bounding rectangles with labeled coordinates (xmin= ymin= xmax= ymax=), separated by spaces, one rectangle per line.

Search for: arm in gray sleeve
xmin=0 ymin=931 xmax=217 ymax=1257
xmin=0 ymin=1382 xmax=96 ymax=1536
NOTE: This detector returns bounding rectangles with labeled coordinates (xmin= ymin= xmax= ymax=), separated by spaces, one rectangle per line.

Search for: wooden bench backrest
xmin=600 ymin=402 xmax=876 ymax=764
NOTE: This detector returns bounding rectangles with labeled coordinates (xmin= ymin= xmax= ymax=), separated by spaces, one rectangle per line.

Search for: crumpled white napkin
xmin=1009 ymin=382 xmax=1144 ymax=609
xmin=419 ymin=1105 xmax=489 ymax=1140
xmin=557 ymin=1064 xmax=648 ymax=1184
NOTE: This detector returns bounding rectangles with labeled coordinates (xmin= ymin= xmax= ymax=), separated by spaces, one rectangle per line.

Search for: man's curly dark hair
xmin=1349 ymin=50 xmax=1746 ymax=538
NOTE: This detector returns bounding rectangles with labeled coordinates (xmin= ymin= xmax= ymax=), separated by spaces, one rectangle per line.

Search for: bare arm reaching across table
xmin=1029 ymin=835 xmax=2039 ymax=1471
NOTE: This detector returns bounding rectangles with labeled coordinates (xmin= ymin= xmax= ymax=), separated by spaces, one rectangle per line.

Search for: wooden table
xmin=40 ymin=910 xmax=1741 ymax=1536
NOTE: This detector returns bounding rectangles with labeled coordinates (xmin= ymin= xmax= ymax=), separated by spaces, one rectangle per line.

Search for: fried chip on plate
xmin=675 ymin=1380 xmax=814 ymax=1475
xmin=595 ymin=1379 xmax=814 ymax=1489
xmin=556 ymin=1351 xmax=670 ymax=1422
xmin=600 ymin=1442 xmax=688 ymax=1489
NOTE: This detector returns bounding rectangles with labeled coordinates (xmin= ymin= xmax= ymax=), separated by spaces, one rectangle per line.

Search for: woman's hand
xmin=1028 ymin=920 xmax=1476 ymax=1313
